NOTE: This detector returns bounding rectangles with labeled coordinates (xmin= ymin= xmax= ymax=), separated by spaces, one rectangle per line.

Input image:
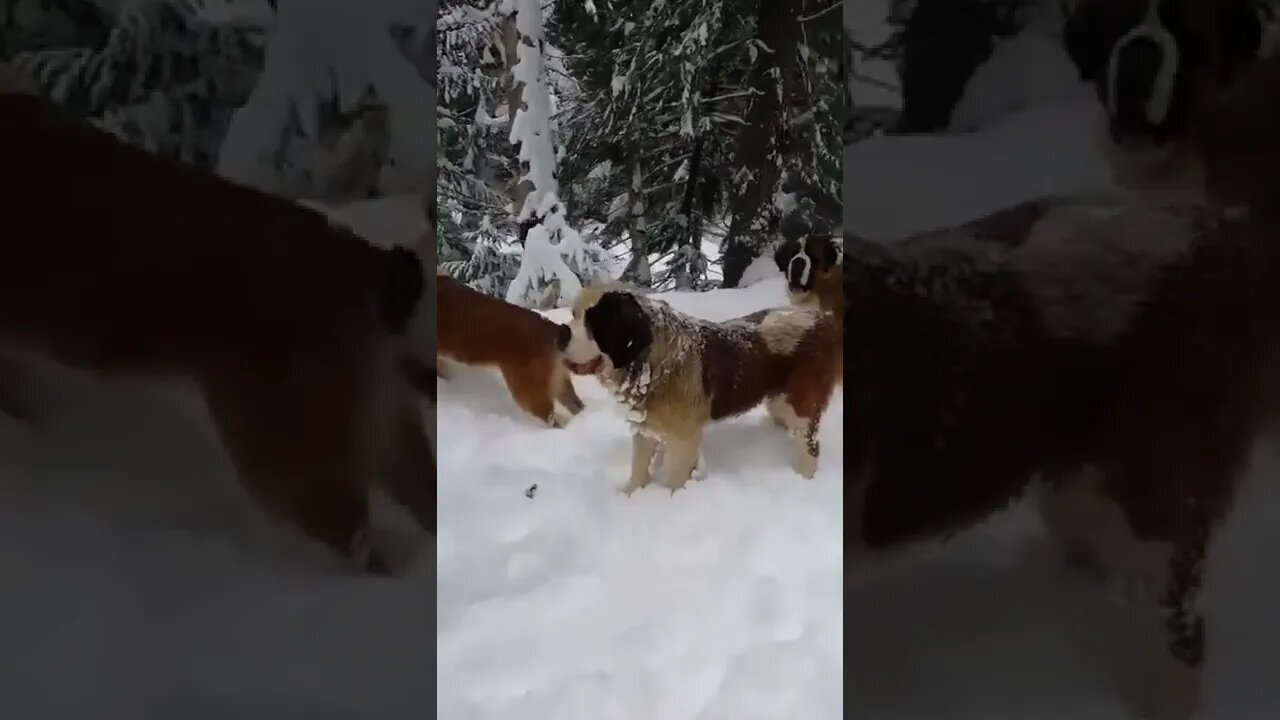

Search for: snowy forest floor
xmin=0 ymin=195 xmax=433 ymax=719
xmin=845 ymin=86 xmax=1280 ymax=718
xmin=436 ymin=277 xmax=844 ymax=720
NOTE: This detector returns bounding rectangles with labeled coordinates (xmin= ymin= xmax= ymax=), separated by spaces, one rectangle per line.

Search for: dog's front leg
xmin=623 ymin=431 xmax=659 ymax=495
xmin=663 ymin=431 xmax=704 ymax=491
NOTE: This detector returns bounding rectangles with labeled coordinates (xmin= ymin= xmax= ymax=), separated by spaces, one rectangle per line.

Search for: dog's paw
xmin=620 ymin=478 xmax=649 ymax=496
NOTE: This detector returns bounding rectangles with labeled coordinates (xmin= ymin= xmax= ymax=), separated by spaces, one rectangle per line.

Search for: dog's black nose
xmin=554 ymin=323 xmax=571 ymax=351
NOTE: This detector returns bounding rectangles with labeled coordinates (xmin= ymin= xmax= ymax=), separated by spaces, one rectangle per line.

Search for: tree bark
xmin=621 ymin=159 xmax=652 ymax=286
xmin=501 ymin=10 xmax=534 ymax=221
xmin=673 ymin=131 xmax=705 ymax=290
xmin=719 ymin=0 xmax=803 ymax=288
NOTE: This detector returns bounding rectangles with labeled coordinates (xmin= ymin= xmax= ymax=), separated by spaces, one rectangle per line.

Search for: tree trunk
xmin=719 ymin=0 xmax=803 ymax=288
xmin=674 ymin=131 xmax=705 ymax=290
xmin=501 ymin=10 xmax=534 ymax=220
xmin=894 ymin=0 xmax=1018 ymax=134
xmin=621 ymin=159 xmax=652 ymax=286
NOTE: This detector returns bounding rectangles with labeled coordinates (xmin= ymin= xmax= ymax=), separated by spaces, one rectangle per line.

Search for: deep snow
xmin=436 ymin=277 xmax=844 ymax=720
xmin=845 ymin=19 xmax=1280 ymax=720
xmin=0 ymin=198 xmax=433 ymax=719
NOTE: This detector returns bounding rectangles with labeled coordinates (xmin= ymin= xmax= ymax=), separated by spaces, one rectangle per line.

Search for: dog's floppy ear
xmin=584 ymin=291 xmax=652 ymax=369
xmin=816 ymin=235 xmax=840 ymax=269
xmin=774 ymin=238 xmax=799 ymax=272
xmin=554 ymin=323 xmax=571 ymax=352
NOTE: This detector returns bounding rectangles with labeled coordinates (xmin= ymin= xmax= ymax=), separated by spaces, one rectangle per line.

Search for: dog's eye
xmin=625 ymin=339 xmax=634 ymax=348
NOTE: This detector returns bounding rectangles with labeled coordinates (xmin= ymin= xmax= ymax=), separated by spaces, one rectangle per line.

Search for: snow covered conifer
xmin=501 ymin=0 xmax=596 ymax=307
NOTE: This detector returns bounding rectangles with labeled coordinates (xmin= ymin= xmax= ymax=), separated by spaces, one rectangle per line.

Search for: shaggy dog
xmin=774 ymin=234 xmax=843 ymax=315
xmin=436 ymin=274 xmax=584 ymax=427
xmin=847 ymin=4 xmax=1280 ymax=717
xmin=843 ymin=195 xmax=1280 ymax=720
xmin=0 ymin=82 xmax=433 ymax=575
xmin=558 ymin=285 xmax=840 ymax=493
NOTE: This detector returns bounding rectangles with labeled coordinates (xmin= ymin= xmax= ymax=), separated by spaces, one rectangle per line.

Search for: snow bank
xmin=948 ymin=22 xmax=1091 ymax=133
xmin=437 ymin=277 xmax=842 ymax=720
xmin=304 ymin=193 xmax=427 ymax=250
xmin=217 ymin=0 xmax=432 ymax=197
xmin=845 ymin=98 xmax=1116 ymax=239
xmin=0 ymin=366 xmax=432 ymax=718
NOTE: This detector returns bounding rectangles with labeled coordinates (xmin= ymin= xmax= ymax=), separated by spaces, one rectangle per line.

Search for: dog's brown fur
xmin=0 ymin=89 xmax=434 ymax=574
xmin=846 ymin=6 xmax=1280 ymax=717
xmin=560 ymin=285 xmax=840 ymax=492
xmin=775 ymin=234 xmax=843 ymax=315
xmin=436 ymin=274 xmax=584 ymax=427
xmin=844 ymin=195 xmax=1280 ymax=720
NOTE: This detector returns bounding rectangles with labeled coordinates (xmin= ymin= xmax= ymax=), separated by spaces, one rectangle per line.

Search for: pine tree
xmin=502 ymin=0 xmax=598 ymax=308
xmin=7 ymin=0 xmax=269 ymax=171
xmin=550 ymin=0 xmax=841 ymax=290
xmin=436 ymin=0 xmax=523 ymax=293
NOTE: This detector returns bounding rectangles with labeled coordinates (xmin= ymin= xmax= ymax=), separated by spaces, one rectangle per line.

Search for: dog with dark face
xmin=1063 ymin=0 xmax=1280 ymax=200
xmin=437 ymin=274 xmax=584 ymax=427
xmin=558 ymin=285 xmax=840 ymax=493
xmin=0 ymin=82 xmax=434 ymax=575
xmin=774 ymin=234 xmax=843 ymax=315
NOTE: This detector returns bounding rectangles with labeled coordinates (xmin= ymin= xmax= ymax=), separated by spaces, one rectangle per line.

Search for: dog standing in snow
xmin=848 ymin=3 xmax=1280 ymax=718
xmin=436 ymin=274 xmax=585 ymax=428
xmin=558 ymin=285 xmax=840 ymax=493
xmin=0 ymin=72 xmax=434 ymax=575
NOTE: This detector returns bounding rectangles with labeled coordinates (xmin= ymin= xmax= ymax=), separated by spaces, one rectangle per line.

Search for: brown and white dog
xmin=437 ymin=274 xmax=584 ymax=427
xmin=0 ymin=80 xmax=434 ymax=575
xmin=844 ymin=194 xmax=1280 ymax=720
xmin=849 ymin=3 xmax=1280 ymax=716
xmin=558 ymin=285 xmax=840 ymax=493
xmin=774 ymin=234 xmax=843 ymax=315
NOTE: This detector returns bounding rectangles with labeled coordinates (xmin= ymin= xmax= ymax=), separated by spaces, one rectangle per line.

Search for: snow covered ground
xmin=0 ymin=199 xmax=433 ymax=719
xmin=436 ymin=277 xmax=843 ymax=720
xmin=846 ymin=24 xmax=1280 ymax=720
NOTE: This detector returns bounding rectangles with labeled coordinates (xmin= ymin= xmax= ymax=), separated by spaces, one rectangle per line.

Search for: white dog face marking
xmin=1106 ymin=0 xmax=1180 ymax=126
xmin=560 ymin=309 xmax=607 ymax=375
xmin=788 ymin=236 xmax=814 ymax=290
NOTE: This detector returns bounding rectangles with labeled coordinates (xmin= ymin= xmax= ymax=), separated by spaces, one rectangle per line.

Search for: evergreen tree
xmin=550 ymin=0 xmax=841 ymax=290
xmin=436 ymin=0 xmax=522 ymax=293
xmin=7 ymin=0 xmax=269 ymax=171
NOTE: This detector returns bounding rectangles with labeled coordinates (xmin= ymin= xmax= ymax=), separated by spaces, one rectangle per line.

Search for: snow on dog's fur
xmin=558 ymin=285 xmax=840 ymax=493
xmin=844 ymin=193 xmax=1280 ymax=720
xmin=849 ymin=7 xmax=1280 ymax=713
